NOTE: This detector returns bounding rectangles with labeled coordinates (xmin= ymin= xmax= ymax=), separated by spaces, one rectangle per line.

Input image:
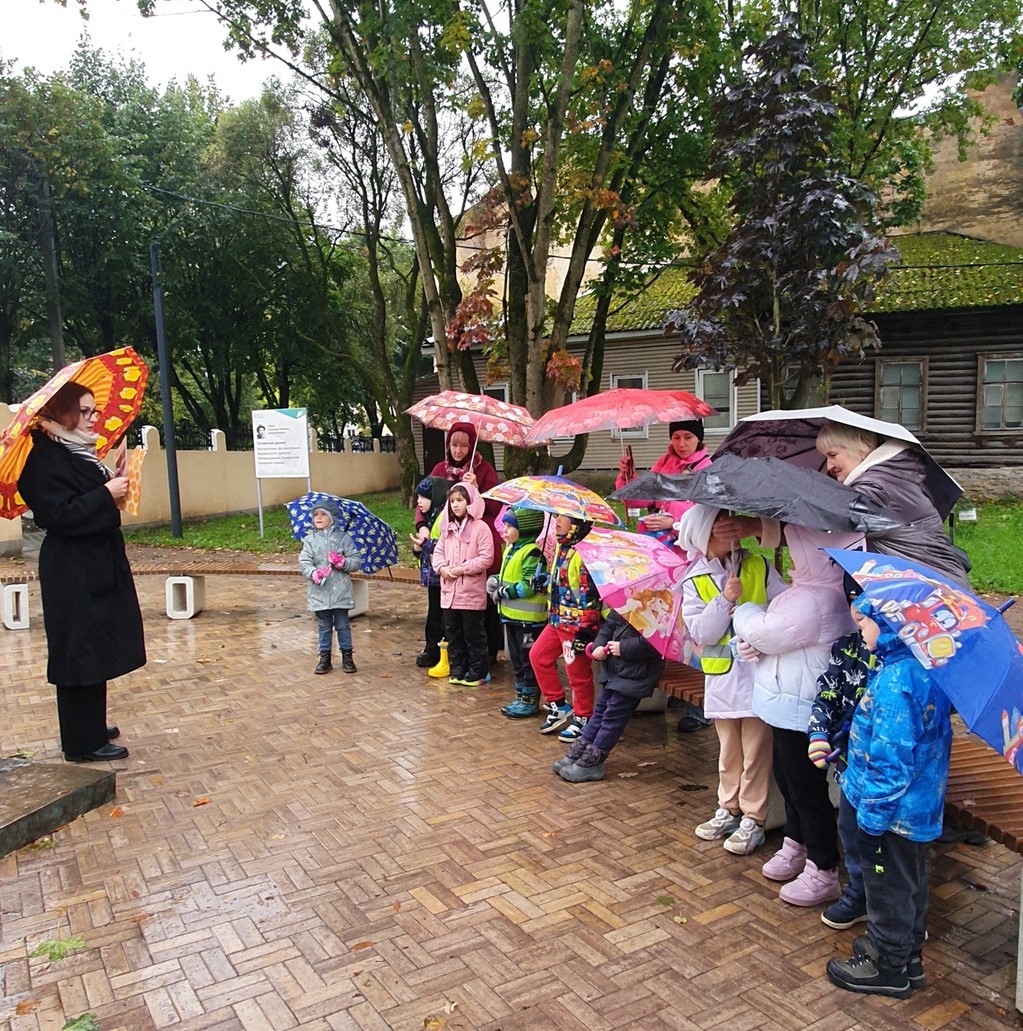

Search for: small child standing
xmin=807 ymin=574 xmax=878 ymax=930
xmin=529 ymin=515 xmax=603 ymax=740
xmin=432 ymin=483 xmax=494 ymax=686
xmin=299 ymin=500 xmax=363 ymax=674
xmin=677 ymin=505 xmax=786 ymax=855
xmin=411 ymin=476 xmax=452 ymax=670
xmin=826 ymin=593 xmax=952 ymax=999
xmin=487 ymin=507 xmax=548 ymax=719
xmin=553 ymin=609 xmax=664 ymax=782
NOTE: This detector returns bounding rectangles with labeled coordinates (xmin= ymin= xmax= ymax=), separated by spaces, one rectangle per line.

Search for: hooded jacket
xmin=431 ymin=483 xmax=495 ymax=610
xmin=840 ymin=597 xmax=952 ymax=842
xmin=614 ymin=446 xmax=712 ymax=545
xmin=731 ymin=526 xmax=859 ymax=732
xmin=845 ymin=443 xmax=970 ymax=587
xmin=298 ymin=501 xmax=364 ymax=611
xmin=414 ymin=476 xmax=453 ymax=587
xmin=589 ymin=610 xmax=665 ymax=699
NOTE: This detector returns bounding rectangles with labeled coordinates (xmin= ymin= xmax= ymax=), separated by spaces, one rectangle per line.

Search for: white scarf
xmin=39 ymin=418 xmax=111 ymax=478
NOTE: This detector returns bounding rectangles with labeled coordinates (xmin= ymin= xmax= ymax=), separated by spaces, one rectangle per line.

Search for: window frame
xmin=610 ymin=370 xmax=650 ymax=440
xmin=976 ymin=353 xmax=1023 ymax=433
xmin=874 ymin=357 xmax=928 ymax=432
xmin=694 ymin=367 xmax=737 ymax=431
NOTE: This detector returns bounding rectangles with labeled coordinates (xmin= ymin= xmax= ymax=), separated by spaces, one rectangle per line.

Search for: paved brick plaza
xmin=0 ymin=560 xmax=1019 ymax=1030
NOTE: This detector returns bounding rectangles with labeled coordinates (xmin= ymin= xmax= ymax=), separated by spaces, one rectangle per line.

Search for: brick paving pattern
xmin=0 ymin=559 xmax=1019 ymax=1030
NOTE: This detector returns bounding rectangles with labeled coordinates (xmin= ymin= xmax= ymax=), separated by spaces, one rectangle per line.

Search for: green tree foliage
xmin=667 ymin=19 xmax=899 ymax=410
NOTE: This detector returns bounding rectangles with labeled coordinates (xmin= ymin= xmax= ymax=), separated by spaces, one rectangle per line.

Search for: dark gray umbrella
xmin=610 ymin=453 xmax=905 ymax=533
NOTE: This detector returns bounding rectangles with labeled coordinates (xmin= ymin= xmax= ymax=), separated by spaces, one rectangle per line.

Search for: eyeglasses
xmin=79 ymin=407 xmax=98 ymax=419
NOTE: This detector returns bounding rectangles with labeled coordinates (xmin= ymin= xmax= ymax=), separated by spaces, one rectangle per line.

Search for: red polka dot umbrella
xmin=0 ymin=346 xmax=149 ymax=519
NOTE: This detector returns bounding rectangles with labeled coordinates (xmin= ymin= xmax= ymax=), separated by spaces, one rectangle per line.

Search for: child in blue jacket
xmin=826 ymin=593 xmax=952 ymax=1000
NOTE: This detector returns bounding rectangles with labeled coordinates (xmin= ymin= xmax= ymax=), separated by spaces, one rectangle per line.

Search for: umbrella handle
xmin=998 ymin=598 xmax=1017 ymax=614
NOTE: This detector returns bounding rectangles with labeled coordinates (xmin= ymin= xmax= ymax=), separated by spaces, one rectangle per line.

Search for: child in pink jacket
xmin=432 ymin=483 xmax=495 ymax=687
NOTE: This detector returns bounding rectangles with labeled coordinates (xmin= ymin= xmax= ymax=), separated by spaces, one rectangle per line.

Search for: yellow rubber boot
xmin=427 ymin=640 xmax=450 ymax=678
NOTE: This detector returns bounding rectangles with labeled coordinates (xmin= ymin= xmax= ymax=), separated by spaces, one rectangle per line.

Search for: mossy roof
xmin=569 ymin=232 xmax=1023 ymax=336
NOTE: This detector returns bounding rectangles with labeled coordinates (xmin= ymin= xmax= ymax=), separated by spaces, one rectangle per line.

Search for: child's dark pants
xmin=860 ymin=827 xmax=929 ymax=968
xmin=443 ymin=609 xmax=489 ymax=679
xmin=581 ymin=685 xmax=642 ymax=754
xmin=424 ymin=584 xmax=443 ymax=659
xmin=505 ymin=623 xmax=541 ymax=688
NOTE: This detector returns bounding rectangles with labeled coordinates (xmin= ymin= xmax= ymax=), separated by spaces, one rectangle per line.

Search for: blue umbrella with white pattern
xmin=285 ymin=492 xmax=398 ymax=574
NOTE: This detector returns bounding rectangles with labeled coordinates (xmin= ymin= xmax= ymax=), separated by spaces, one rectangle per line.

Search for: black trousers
xmin=56 ymin=681 xmax=107 ymax=755
xmin=443 ymin=609 xmax=489 ymax=680
xmin=772 ymin=726 xmax=840 ymax=870
xmin=505 ymin=623 xmax=541 ymax=689
xmin=861 ymin=828 xmax=929 ymax=968
xmin=485 ymin=598 xmax=504 ymax=659
xmin=424 ymin=585 xmax=444 ymax=660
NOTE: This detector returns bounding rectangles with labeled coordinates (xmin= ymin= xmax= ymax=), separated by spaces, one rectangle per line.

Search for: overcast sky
xmin=3 ymin=0 xmax=277 ymax=101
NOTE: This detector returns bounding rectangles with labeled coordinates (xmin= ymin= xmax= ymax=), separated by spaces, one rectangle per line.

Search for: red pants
xmin=529 ymin=623 xmax=595 ymax=718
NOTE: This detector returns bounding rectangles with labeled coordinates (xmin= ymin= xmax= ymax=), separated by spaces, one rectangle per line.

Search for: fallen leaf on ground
xmin=423 ymin=1018 xmax=445 ymax=1030
xmin=110 ymin=806 xmax=124 ymax=818
xmin=15 ymin=999 xmax=41 ymax=1014
xmin=192 ymin=798 xmax=212 ymax=807
xmin=131 ymin=914 xmax=153 ymax=924
xmin=617 ymin=772 xmax=637 ymax=778
xmin=393 ymin=901 xmax=401 ymax=912
xmin=638 ymin=761 xmax=656 ymax=767
xmin=352 ymin=941 xmax=374 ymax=950
xmin=673 ymin=916 xmax=687 ymax=924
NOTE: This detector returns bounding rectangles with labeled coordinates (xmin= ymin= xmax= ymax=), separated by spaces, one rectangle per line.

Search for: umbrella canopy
xmin=406 ymin=391 xmax=535 ymax=447
xmin=482 ymin=475 xmax=623 ymax=526
xmin=285 ymin=492 xmax=398 ymax=574
xmin=574 ymin=527 xmax=690 ymax=660
xmin=715 ymin=404 xmax=961 ymax=519
xmin=610 ymin=454 xmax=903 ymax=534
xmin=525 ymin=388 xmax=716 ymax=446
xmin=0 ymin=346 xmax=149 ymax=520
xmin=826 ymin=548 xmax=1023 ymax=774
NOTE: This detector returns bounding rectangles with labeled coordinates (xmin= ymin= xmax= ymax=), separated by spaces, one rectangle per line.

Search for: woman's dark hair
xmin=38 ymin=382 xmax=94 ymax=432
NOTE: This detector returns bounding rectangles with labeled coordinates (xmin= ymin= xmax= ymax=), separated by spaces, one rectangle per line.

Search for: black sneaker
xmin=827 ymin=954 xmax=912 ymax=999
xmin=853 ymin=934 xmax=926 ymax=989
xmin=821 ymin=892 xmax=868 ymax=929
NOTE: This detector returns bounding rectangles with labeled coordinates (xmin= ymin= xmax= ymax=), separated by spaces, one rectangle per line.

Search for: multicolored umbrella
xmin=574 ymin=527 xmax=690 ymax=660
xmin=285 ymin=492 xmax=398 ymax=574
xmin=0 ymin=346 xmax=149 ymax=519
xmin=482 ymin=475 xmax=622 ymax=526
xmin=406 ymin=391 xmax=535 ymax=448
xmin=525 ymin=388 xmax=716 ymax=445
xmin=716 ymin=404 xmax=961 ymax=519
xmin=826 ymin=548 xmax=1023 ymax=774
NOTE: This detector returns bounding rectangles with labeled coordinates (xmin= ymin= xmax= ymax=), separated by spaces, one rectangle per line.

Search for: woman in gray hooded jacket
xmin=299 ymin=500 xmax=364 ymax=674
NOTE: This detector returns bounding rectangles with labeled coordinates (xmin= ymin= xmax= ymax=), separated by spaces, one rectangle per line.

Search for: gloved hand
xmin=572 ymin=628 xmax=597 ymax=655
xmin=530 ymin=570 xmax=550 ymax=592
xmin=328 ymin=550 xmax=346 ymax=570
xmin=311 ymin=565 xmax=331 ymax=585
xmin=735 ymin=638 xmax=761 ymax=663
xmin=807 ymin=734 xmax=831 ymax=769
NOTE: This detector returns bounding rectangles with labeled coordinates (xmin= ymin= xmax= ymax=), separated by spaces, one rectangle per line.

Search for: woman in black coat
xmin=17 ymin=381 xmax=145 ymax=762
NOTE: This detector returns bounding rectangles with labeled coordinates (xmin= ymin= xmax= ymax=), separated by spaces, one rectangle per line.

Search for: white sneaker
xmin=695 ymin=807 xmax=742 ymax=840
xmin=723 ymin=816 xmax=766 ymax=855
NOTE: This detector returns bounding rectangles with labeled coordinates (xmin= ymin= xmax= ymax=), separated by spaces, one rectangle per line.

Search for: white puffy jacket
xmin=731 ymin=526 xmax=859 ymax=732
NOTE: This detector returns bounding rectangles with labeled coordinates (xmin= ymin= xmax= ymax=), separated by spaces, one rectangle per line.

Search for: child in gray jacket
xmin=299 ymin=500 xmax=363 ymax=674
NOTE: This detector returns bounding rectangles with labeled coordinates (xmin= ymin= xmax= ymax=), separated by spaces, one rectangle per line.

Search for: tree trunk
xmin=37 ymin=174 xmax=65 ymax=369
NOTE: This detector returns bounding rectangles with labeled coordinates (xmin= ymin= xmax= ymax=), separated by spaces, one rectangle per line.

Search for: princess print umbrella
xmin=285 ymin=492 xmax=398 ymax=574
xmin=483 ymin=475 xmax=623 ymax=526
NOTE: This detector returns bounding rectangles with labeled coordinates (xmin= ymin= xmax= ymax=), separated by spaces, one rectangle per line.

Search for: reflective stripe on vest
xmin=689 ymin=555 xmax=770 ymax=674
xmin=498 ymin=543 xmax=547 ymax=623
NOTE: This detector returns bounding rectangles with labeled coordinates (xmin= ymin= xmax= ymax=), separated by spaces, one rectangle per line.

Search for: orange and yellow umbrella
xmin=0 ymin=346 xmax=149 ymax=519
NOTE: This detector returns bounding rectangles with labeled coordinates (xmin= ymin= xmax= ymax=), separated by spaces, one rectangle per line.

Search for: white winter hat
xmin=674 ymin=504 xmax=721 ymax=556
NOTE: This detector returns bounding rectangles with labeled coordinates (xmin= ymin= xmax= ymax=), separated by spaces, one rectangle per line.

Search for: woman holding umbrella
xmin=614 ymin=420 xmax=712 ymax=547
xmin=429 ymin=421 xmax=504 ymax=660
xmin=17 ymin=381 xmax=145 ymax=762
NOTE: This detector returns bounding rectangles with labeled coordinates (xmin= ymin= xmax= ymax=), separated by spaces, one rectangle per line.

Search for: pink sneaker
xmin=779 ymin=859 xmax=842 ymax=906
xmin=761 ymin=837 xmax=807 ymax=881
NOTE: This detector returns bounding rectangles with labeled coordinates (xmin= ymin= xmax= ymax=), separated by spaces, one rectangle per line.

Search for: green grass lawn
xmin=122 ymin=492 xmax=1023 ymax=596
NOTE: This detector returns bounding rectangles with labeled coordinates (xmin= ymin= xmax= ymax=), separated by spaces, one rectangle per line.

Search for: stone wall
xmin=952 ymin=466 xmax=1023 ymax=501
xmin=909 ymin=73 xmax=1023 ymax=248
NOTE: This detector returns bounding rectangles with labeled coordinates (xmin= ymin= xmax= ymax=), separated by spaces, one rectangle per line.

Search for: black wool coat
xmin=592 ymin=610 xmax=665 ymax=699
xmin=18 ymin=430 xmax=146 ymax=686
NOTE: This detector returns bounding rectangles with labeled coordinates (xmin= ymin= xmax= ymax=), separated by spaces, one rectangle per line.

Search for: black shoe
xmin=65 ymin=743 xmax=129 ymax=763
xmin=826 ymin=954 xmax=912 ymax=999
xmin=341 ymin=651 xmax=357 ymax=674
xmin=107 ymin=725 xmax=121 ymax=740
xmin=314 ymin=651 xmax=332 ymax=674
xmin=415 ymin=651 xmax=438 ymax=668
xmin=853 ymin=935 xmax=926 ymax=989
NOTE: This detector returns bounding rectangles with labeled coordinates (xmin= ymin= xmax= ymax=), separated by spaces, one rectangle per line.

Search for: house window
xmin=483 ymin=383 xmax=508 ymax=403
xmin=695 ymin=368 xmax=734 ymax=429
xmin=876 ymin=359 xmax=926 ymax=430
xmin=979 ymin=356 xmax=1023 ymax=430
xmin=551 ymin=389 xmax=579 ymax=444
xmin=611 ymin=371 xmax=649 ymax=439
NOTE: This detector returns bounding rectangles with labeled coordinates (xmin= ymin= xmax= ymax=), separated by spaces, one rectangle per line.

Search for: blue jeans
xmin=838 ymin=786 xmax=864 ymax=900
xmin=316 ymin=608 xmax=352 ymax=652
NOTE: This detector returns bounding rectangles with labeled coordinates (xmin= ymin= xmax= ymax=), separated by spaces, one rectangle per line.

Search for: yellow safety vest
xmin=498 ymin=542 xmax=547 ymax=623
xmin=689 ymin=555 xmax=770 ymax=674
